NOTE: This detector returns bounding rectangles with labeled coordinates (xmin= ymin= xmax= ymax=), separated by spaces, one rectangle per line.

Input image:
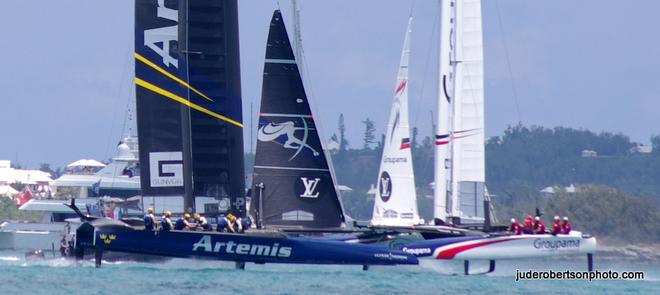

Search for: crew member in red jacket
xmin=508 ymin=218 xmax=522 ymax=235
xmin=523 ymin=215 xmax=534 ymax=234
xmin=562 ymin=216 xmax=572 ymax=234
xmin=550 ymin=216 xmax=562 ymax=235
xmin=533 ymin=216 xmax=546 ymax=234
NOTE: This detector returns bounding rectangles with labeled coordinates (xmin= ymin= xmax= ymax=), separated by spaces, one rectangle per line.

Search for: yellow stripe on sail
xmin=134 ymin=53 xmax=213 ymax=102
xmin=135 ymin=78 xmax=243 ymax=128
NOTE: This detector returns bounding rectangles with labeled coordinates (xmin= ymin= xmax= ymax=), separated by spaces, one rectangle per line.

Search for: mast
xmin=434 ymin=0 xmax=454 ymax=222
xmin=449 ymin=0 xmax=461 ymax=221
xmin=292 ymin=0 xmax=303 ymax=76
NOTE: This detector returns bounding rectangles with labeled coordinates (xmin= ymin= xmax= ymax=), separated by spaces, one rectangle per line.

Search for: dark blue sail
xmin=135 ymin=0 xmax=245 ymax=214
xmin=252 ymin=10 xmax=344 ymax=229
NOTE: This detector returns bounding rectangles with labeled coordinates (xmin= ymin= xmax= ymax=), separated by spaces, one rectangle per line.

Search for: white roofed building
xmin=0 ymin=160 xmax=54 ymax=199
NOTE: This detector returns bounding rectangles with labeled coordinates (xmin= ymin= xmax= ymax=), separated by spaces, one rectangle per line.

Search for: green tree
xmin=361 ymin=118 xmax=376 ymax=150
xmin=651 ymin=135 xmax=660 ymax=154
xmin=338 ymin=114 xmax=348 ymax=152
xmin=412 ymin=127 xmax=419 ymax=149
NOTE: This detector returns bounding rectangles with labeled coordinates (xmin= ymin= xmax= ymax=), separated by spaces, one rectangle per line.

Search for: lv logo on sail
xmin=299 ymin=177 xmax=321 ymax=198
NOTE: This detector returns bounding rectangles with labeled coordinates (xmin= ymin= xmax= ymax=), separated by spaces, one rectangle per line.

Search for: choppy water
xmin=0 ymin=251 xmax=658 ymax=295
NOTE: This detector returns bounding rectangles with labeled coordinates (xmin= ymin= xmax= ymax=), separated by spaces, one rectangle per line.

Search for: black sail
xmin=135 ymin=0 xmax=245 ymax=215
xmin=252 ymin=10 xmax=345 ymax=228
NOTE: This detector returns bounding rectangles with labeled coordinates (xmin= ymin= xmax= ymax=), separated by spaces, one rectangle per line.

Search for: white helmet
xmin=534 ymin=216 xmax=540 ymax=221
xmin=563 ymin=216 xmax=569 ymax=221
xmin=554 ymin=215 xmax=560 ymax=221
xmin=510 ymin=218 xmax=516 ymax=223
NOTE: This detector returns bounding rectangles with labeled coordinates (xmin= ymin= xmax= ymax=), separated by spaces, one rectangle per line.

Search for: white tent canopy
xmin=67 ymin=159 xmax=106 ymax=168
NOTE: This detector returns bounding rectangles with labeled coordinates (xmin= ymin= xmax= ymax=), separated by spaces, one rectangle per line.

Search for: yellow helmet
xmin=165 ymin=211 xmax=172 ymax=217
xmin=194 ymin=213 xmax=201 ymax=219
xmin=147 ymin=208 xmax=154 ymax=213
xmin=184 ymin=213 xmax=191 ymax=219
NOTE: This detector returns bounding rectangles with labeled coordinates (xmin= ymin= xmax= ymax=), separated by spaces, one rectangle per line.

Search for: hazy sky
xmin=1 ymin=0 xmax=659 ymax=168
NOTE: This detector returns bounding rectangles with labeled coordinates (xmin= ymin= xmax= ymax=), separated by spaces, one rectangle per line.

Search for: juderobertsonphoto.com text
xmin=515 ymin=270 xmax=644 ymax=281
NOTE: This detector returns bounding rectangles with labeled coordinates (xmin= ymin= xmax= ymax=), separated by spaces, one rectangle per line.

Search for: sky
xmin=1 ymin=0 xmax=659 ymax=168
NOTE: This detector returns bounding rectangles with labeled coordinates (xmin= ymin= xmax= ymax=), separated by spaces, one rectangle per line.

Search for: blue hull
xmin=75 ymin=222 xmax=418 ymax=266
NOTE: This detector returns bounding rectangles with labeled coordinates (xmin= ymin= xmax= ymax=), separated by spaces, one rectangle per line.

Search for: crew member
xmin=144 ymin=208 xmax=156 ymax=231
xmin=161 ymin=211 xmax=173 ymax=231
xmin=551 ymin=216 xmax=562 ymax=235
xmin=217 ymin=214 xmax=228 ymax=232
xmin=241 ymin=216 xmax=252 ymax=231
xmin=508 ymin=218 xmax=521 ymax=235
xmin=562 ymin=216 xmax=572 ymax=234
xmin=59 ymin=237 xmax=68 ymax=256
xmin=533 ymin=216 xmax=546 ymax=234
xmin=226 ymin=212 xmax=243 ymax=233
xmin=68 ymin=238 xmax=75 ymax=257
xmin=194 ymin=213 xmax=212 ymax=231
xmin=175 ymin=213 xmax=192 ymax=230
xmin=522 ymin=215 xmax=534 ymax=234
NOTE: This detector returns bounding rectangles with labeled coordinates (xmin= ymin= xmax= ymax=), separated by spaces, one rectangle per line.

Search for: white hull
xmin=422 ymin=232 xmax=596 ymax=260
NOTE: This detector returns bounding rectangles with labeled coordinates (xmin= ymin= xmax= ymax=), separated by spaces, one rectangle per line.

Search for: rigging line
xmin=411 ymin=4 xmax=440 ymax=195
xmin=411 ymin=4 xmax=439 ymax=129
xmin=105 ymin=49 xmax=134 ymax=161
xmin=409 ymin=0 xmax=416 ymax=17
xmin=297 ymin=26 xmax=346 ymax=214
xmin=495 ymin=0 xmax=522 ymax=124
xmin=494 ymin=1 xmax=537 ymax=216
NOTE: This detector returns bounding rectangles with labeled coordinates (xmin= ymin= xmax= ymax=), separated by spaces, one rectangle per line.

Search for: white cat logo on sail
xmin=257 ymin=118 xmax=320 ymax=160
xmin=299 ymin=177 xmax=321 ymax=198
xmin=144 ymin=0 xmax=179 ymax=68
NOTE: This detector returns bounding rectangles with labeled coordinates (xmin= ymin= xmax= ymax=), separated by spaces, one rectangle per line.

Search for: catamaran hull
xmin=402 ymin=232 xmax=597 ymax=260
xmin=75 ymin=222 xmax=418 ymax=266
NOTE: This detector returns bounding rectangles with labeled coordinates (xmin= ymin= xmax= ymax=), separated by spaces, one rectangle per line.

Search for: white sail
xmin=435 ymin=0 xmax=485 ymax=224
xmin=453 ymin=0 xmax=485 ymax=223
xmin=371 ymin=17 xmax=420 ymax=226
xmin=434 ymin=0 xmax=454 ymax=222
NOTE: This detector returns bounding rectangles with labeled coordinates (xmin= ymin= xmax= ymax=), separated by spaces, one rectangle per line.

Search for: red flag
xmin=15 ymin=188 xmax=33 ymax=208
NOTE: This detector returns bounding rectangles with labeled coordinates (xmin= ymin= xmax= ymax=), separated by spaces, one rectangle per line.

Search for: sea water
xmin=0 ymin=251 xmax=657 ymax=295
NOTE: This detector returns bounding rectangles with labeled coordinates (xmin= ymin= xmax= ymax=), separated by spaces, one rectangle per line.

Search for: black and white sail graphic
xmin=135 ymin=0 xmax=245 ymax=214
xmin=252 ymin=10 xmax=344 ymax=228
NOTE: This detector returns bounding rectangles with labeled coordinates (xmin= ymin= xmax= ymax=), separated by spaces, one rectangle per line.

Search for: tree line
xmin=248 ymin=116 xmax=660 ymax=243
